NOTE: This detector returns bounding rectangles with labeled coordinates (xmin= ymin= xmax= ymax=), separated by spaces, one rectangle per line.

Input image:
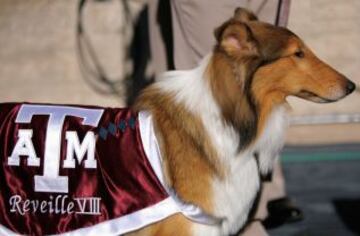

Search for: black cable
xmin=275 ymin=0 xmax=291 ymax=27
xmin=275 ymin=0 xmax=283 ymax=26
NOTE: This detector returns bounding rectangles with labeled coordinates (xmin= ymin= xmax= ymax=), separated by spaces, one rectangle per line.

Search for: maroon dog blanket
xmin=0 ymin=103 xmax=217 ymax=236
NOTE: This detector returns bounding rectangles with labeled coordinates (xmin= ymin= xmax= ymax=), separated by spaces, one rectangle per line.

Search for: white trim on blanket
xmin=0 ymin=197 xmax=181 ymax=236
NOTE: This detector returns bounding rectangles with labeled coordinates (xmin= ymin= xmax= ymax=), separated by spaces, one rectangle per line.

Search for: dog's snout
xmin=346 ymin=81 xmax=356 ymax=94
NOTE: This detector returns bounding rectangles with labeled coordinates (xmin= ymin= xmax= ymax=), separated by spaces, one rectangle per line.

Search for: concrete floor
xmin=270 ymin=144 xmax=360 ymax=236
xmin=270 ymin=161 xmax=360 ymax=236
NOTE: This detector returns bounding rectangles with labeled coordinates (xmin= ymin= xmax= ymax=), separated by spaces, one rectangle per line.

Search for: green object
xmin=281 ymin=151 xmax=360 ymax=163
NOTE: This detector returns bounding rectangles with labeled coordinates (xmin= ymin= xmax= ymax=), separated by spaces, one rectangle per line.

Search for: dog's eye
xmin=294 ymin=51 xmax=304 ymax=58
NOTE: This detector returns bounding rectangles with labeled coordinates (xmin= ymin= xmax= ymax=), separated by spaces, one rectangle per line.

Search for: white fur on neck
xmin=155 ymin=54 xmax=288 ymax=235
xmin=254 ymin=105 xmax=288 ymax=175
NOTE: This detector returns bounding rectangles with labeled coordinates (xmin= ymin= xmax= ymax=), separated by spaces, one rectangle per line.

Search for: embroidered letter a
xmin=8 ymin=129 xmax=40 ymax=167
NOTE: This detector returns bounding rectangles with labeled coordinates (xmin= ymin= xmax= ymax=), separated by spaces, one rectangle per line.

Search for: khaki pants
xmin=148 ymin=1 xmax=289 ymax=235
xmin=149 ymin=0 xmax=280 ymax=75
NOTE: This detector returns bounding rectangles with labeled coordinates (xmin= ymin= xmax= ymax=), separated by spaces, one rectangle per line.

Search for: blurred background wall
xmin=0 ymin=0 xmax=359 ymax=145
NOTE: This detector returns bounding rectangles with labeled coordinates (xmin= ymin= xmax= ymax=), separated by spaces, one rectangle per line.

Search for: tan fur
xmin=207 ymin=52 xmax=259 ymax=149
xmin=250 ymin=35 xmax=350 ymax=134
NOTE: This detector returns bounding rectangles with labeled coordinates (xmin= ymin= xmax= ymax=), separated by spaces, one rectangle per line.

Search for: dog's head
xmin=210 ymin=8 xmax=356 ymax=148
xmin=215 ymin=8 xmax=355 ymax=104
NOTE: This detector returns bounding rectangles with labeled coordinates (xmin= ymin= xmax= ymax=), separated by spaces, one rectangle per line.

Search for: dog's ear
xmin=233 ymin=8 xmax=258 ymax=22
xmin=214 ymin=8 xmax=257 ymax=42
xmin=215 ymin=22 xmax=258 ymax=57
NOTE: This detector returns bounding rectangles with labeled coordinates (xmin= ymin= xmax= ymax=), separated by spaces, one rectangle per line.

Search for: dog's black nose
xmin=346 ymin=81 xmax=356 ymax=94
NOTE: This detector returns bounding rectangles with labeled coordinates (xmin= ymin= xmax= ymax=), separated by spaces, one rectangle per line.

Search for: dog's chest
xmin=211 ymin=156 xmax=260 ymax=235
xmin=204 ymin=107 xmax=288 ymax=235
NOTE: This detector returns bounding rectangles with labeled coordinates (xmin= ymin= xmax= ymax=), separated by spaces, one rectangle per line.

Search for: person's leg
xmin=241 ymin=220 xmax=268 ymax=236
xmin=150 ymin=0 xmax=279 ymax=73
xmin=264 ymin=159 xmax=287 ymax=202
xmin=262 ymin=160 xmax=303 ymax=229
xmin=249 ymin=159 xmax=285 ymax=229
xmin=169 ymin=0 xmax=278 ymax=70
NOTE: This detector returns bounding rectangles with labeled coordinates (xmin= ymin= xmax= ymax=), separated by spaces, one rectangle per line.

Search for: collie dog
xmin=131 ymin=7 xmax=356 ymax=236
